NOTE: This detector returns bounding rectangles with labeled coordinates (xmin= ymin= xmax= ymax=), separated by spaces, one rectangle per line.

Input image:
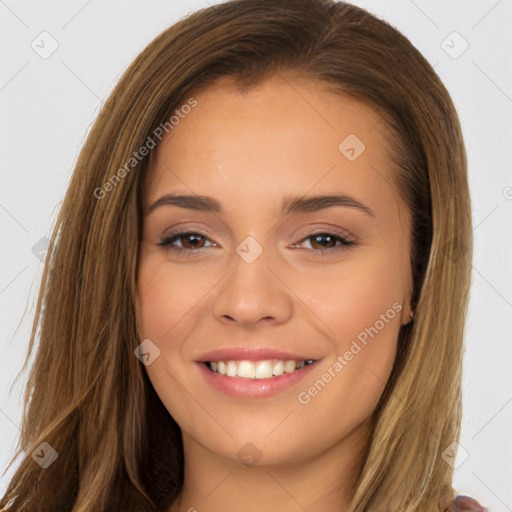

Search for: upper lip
xmin=195 ymin=346 xmax=318 ymax=362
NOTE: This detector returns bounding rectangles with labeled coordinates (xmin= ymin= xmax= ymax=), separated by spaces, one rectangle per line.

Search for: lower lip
xmin=196 ymin=361 xmax=319 ymax=398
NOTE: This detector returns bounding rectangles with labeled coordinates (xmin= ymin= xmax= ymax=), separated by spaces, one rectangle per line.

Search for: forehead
xmin=145 ymin=74 xmax=405 ymax=221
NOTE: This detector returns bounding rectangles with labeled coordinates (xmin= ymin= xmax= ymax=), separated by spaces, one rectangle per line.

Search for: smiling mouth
xmin=204 ymin=359 xmax=315 ymax=379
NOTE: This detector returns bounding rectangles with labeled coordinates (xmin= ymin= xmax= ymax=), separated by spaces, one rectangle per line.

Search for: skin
xmin=137 ymin=73 xmax=413 ymax=512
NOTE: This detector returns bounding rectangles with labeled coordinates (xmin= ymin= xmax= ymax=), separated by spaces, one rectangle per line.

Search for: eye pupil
xmin=183 ymin=234 xmax=204 ymax=248
xmin=311 ymin=234 xmax=336 ymax=249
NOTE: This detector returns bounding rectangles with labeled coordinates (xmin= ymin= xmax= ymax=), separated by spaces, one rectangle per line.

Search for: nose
xmin=211 ymin=245 xmax=294 ymax=329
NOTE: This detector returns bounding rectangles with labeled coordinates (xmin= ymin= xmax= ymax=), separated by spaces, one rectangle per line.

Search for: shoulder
xmin=451 ymin=494 xmax=488 ymax=511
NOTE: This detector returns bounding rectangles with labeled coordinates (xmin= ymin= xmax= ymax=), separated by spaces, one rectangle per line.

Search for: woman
xmin=0 ymin=0 xmax=487 ymax=510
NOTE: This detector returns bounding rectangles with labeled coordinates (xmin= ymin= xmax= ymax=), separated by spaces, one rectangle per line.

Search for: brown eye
xmin=158 ymin=231 xmax=214 ymax=254
xmin=295 ymin=232 xmax=356 ymax=253
xmin=180 ymin=233 xmax=206 ymax=249
xmin=309 ymin=233 xmax=338 ymax=250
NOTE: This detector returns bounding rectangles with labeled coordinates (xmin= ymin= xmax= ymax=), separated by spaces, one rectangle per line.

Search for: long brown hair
xmin=1 ymin=0 xmax=472 ymax=510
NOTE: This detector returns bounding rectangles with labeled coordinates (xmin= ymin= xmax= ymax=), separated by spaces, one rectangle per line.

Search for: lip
xmin=195 ymin=346 xmax=317 ymax=363
xmin=196 ymin=359 xmax=320 ymax=398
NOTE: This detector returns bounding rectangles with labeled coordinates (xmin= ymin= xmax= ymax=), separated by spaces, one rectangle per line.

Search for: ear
xmin=400 ymin=292 xmax=414 ymax=326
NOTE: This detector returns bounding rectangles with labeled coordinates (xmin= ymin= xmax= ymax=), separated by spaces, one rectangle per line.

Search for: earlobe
xmin=402 ymin=309 xmax=414 ymax=326
xmin=400 ymin=293 xmax=414 ymax=326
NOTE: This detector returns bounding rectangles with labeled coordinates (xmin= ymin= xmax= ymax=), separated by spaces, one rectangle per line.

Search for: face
xmin=137 ymin=74 xmax=413 ymax=467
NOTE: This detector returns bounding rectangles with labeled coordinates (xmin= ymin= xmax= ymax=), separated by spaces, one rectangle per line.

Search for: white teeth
xmin=273 ymin=360 xmax=284 ymax=376
xmin=284 ymin=360 xmax=296 ymax=373
xmin=237 ymin=360 xmax=255 ymax=378
xmin=226 ymin=361 xmax=237 ymax=377
xmin=206 ymin=359 xmax=313 ymax=379
xmin=255 ymin=360 xmax=273 ymax=378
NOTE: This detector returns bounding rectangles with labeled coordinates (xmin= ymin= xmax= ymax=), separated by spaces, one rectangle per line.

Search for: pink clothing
xmin=452 ymin=494 xmax=488 ymax=511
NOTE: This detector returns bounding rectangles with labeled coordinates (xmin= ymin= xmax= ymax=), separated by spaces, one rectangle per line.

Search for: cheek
xmin=292 ymin=249 xmax=405 ymax=422
xmin=137 ymin=255 xmax=215 ymax=341
xmin=300 ymin=246 xmax=405 ymax=347
xmin=136 ymin=256 xmax=203 ymax=385
xmin=136 ymin=255 xmax=217 ymax=430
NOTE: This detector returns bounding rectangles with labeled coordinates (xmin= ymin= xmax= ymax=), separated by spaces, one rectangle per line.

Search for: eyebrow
xmin=146 ymin=193 xmax=375 ymax=217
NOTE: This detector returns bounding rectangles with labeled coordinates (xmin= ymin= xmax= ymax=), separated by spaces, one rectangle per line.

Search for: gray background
xmin=1 ymin=0 xmax=511 ymax=509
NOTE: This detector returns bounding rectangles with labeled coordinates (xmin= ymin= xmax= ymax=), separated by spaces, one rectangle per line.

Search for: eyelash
xmin=157 ymin=229 xmax=357 ymax=256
